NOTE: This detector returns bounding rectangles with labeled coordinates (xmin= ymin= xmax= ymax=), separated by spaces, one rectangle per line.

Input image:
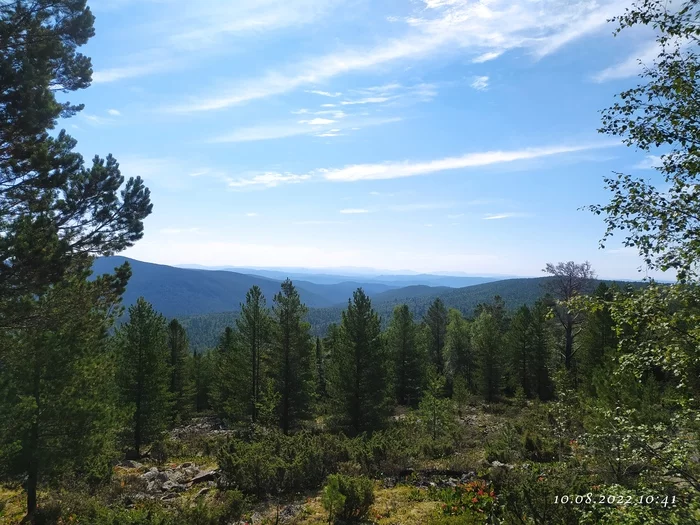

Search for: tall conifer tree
xmin=387 ymin=304 xmax=424 ymax=407
xmin=327 ymin=289 xmax=390 ymax=435
xmin=424 ymin=298 xmax=448 ymax=374
xmin=115 ymin=298 xmax=171 ymax=458
xmin=269 ymin=279 xmax=314 ymax=433
xmin=235 ymin=286 xmax=271 ymax=423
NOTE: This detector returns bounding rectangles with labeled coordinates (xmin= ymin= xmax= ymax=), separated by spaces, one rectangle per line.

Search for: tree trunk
xmin=564 ymin=323 xmax=573 ymax=370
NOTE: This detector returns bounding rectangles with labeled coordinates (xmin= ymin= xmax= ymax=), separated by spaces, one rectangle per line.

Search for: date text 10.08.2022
xmin=554 ymin=494 xmax=676 ymax=507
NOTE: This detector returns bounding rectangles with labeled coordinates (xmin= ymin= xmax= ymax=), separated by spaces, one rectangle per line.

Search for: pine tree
xmin=0 ymin=266 xmax=126 ymax=517
xmin=578 ymin=283 xmax=618 ymax=393
xmin=168 ymin=319 xmax=193 ymax=424
xmin=445 ymin=309 xmax=476 ymax=393
xmin=269 ymin=279 xmax=314 ymax=433
xmin=386 ymin=304 xmax=424 ymax=407
xmin=424 ymin=298 xmax=448 ymax=374
xmin=472 ymin=310 xmax=503 ymax=402
xmin=192 ymin=350 xmax=213 ymax=413
xmin=315 ymin=337 xmax=328 ymax=399
xmin=0 ymin=1 xmax=151 ymax=331
xmin=418 ymin=369 xmax=455 ymax=442
xmin=235 ymin=286 xmax=271 ymax=423
xmin=114 ymin=298 xmax=172 ymax=458
xmin=327 ymin=288 xmax=390 ymax=435
xmin=209 ymin=327 xmax=247 ymax=423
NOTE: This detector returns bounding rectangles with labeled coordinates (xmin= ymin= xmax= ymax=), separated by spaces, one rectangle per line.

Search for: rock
xmin=279 ymin=504 xmax=302 ymax=522
xmin=161 ymin=492 xmax=180 ymax=501
xmin=119 ymin=460 xmax=144 ymax=469
xmin=180 ymin=462 xmax=193 ymax=469
xmin=195 ymin=487 xmax=211 ymax=498
xmin=191 ymin=470 xmax=217 ymax=484
xmin=162 ymin=480 xmax=187 ymax=492
xmin=146 ymin=480 xmax=162 ymax=493
xmin=141 ymin=469 xmax=159 ymax=482
xmin=491 ymin=461 xmax=514 ymax=470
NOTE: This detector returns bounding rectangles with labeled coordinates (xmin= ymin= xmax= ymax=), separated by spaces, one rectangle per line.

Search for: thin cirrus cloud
xmin=470 ymin=76 xmax=489 ymax=90
xmin=162 ymin=0 xmax=626 ymax=113
xmin=226 ymin=172 xmax=312 ymax=189
xmin=592 ymin=40 xmax=660 ymax=82
xmin=339 ymin=208 xmax=370 ymax=214
xmin=207 ymin=116 xmax=402 ymax=143
xmin=482 ymin=212 xmax=531 ymax=220
xmin=320 ymin=142 xmax=620 ymax=182
xmin=92 ymin=0 xmax=338 ymax=83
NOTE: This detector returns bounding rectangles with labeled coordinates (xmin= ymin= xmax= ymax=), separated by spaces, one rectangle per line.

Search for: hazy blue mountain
xmin=174 ymin=264 xmax=505 ymax=287
xmin=92 ymin=257 xmax=335 ymax=317
xmin=92 ymin=257 xmax=445 ymax=318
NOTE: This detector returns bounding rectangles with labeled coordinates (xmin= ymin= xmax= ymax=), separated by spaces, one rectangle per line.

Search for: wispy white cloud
xmin=320 ymin=142 xmax=619 ymax=182
xmin=94 ymin=1 xmax=338 ymax=83
xmin=633 ymin=154 xmax=663 ymax=169
xmin=107 ymin=109 xmax=122 ymax=116
xmin=245 ymin=212 xmax=259 ymax=217
xmin=208 ymin=116 xmax=402 ymax=143
xmin=592 ymin=40 xmax=660 ymax=82
xmin=316 ymin=129 xmax=343 ymax=137
xmin=470 ymin=76 xmax=489 ymax=90
xmin=340 ymin=96 xmax=392 ymax=106
xmin=226 ymin=172 xmax=311 ymax=189
xmin=81 ymin=113 xmax=117 ymax=126
xmin=483 ymin=212 xmax=531 ymax=220
xmin=307 ymin=90 xmax=342 ymax=97
xmin=339 ymin=208 xmax=370 ymax=214
xmin=299 ymin=118 xmax=336 ymax=125
xmin=473 ymin=51 xmax=502 ymax=63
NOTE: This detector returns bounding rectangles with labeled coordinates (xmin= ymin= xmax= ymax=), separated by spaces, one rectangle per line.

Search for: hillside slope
xmin=92 ymin=257 xmax=334 ymax=317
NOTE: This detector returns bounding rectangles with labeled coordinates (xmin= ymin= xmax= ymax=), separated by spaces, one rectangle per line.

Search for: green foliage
xmin=506 ymin=302 xmax=553 ymax=400
xmin=322 ymin=475 xmax=346 ymax=523
xmin=471 ymin=311 xmax=503 ymax=402
xmin=591 ymin=0 xmax=700 ymax=281
xmin=445 ymin=309 xmax=476 ymax=394
xmin=269 ymin=279 xmax=315 ymax=433
xmin=327 ymin=288 xmax=390 ymax=435
xmin=167 ymin=319 xmax=193 ymax=424
xmin=497 ymin=462 xmax=588 ymax=525
xmin=0 ymin=2 xmax=152 ymax=331
xmin=418 ymin=370 xmax=456 ymax=446
xmin=0 ymin=269 xmax=124 ymax=515
xmin=114 ymin=298 xmax=172 ymax=457
xmin=209 ymin=326 xmax=246 ymax=423
xmin=236 ymin=286 xmax=272 ymax=423
xmin=424 ymin=298 xmax=448 ymax=374
xmin=432 ymin=479 xmax=496 ymax=519
xmin=322 ymin=474 xmax=374 ymax=523
xmin=387 ymin=304 xmax=425 ymax=407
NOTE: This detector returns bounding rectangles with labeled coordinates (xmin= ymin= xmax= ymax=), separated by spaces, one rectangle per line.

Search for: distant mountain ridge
xmin=174 ymin=264 xmax=509 ymax=288
xmin=92 ymin=257 xmax=462 ymax=318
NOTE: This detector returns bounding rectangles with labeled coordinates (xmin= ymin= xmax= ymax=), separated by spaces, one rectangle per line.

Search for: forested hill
xmin=180 ymin=276 xmax=647 ymax=350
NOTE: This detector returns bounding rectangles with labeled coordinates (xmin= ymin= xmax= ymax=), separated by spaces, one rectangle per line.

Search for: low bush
xmin=322 ymin=474 xmax=374 ymax=523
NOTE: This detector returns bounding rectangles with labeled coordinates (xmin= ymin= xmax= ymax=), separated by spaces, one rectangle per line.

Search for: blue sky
xmin=64 ymin=0 xmax=670 ymax=279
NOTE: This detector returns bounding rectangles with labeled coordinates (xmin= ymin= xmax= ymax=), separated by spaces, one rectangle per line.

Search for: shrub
xmin=431 ymin=480 xmax=496 ymax=519
xmin=322 ymin=474 xmax=374 ymax=523
xmin=177 ymin=489 xmax=246 ymax=525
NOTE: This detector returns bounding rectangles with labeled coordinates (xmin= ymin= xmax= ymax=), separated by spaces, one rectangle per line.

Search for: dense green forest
xmin=179 ymin=276 xmax=648 ymax=350
xmin=1 ymin=1 xmax=700 ymax=524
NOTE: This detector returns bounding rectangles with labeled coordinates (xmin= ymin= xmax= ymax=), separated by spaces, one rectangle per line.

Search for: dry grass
xmin=0 ymin=485 xmax=26 ymax=524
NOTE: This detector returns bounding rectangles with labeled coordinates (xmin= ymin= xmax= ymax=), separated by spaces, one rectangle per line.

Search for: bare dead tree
xmin=542 ymin=261 xmax=597 ymax=370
